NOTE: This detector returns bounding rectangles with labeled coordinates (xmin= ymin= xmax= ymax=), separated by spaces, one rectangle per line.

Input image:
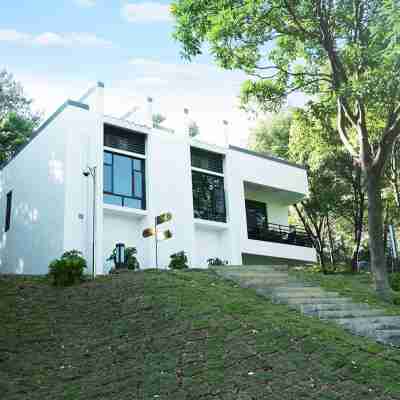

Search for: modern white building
xmin=0 ymin=82 xmax=316 ymax=275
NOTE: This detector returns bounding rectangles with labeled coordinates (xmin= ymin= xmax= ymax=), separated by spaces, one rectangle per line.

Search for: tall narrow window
xmin=192 ymin=171 xmax=226 ymax=222
xmin=103 ymin=151 xmax=146 ymax=209
xmin=5 ymin=191 xmax=12 ymax=232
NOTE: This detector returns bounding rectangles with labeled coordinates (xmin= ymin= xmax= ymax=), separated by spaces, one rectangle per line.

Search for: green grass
xmin=2 ymin=270 xmax=400 ymax=399
xmin=289 ymin=267 xmax=400 ymax=315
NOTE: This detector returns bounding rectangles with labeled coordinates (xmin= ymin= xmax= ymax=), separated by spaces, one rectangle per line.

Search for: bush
xmin=390 ymin=272 xmax=400 ymax=292
xmin=207 ymin=257 xmax=228 ymax=266
xmin=107 ymin=246 xmax=140 ymax=270
xmin=48 ymin=250 xmax=86 ymax=287
xmin=168 ymin=251 xmax=188 ymax=270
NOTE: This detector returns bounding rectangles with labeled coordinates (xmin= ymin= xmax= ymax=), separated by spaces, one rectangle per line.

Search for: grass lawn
xmin=289 ymin=267 xmax=400 ymax=315
xmin=2 ymin=270 xmax=400 ymax=399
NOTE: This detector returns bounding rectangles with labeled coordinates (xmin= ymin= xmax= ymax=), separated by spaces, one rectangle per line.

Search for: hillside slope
xmin=2 ymin=270 xmax=400 ymax=399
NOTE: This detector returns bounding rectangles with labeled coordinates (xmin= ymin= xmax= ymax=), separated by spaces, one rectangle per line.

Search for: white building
xmin=0 ymin=82 xmax=316 ymax=275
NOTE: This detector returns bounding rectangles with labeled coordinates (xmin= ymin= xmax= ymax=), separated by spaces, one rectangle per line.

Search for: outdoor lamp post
xmin=83 ymin=166 xmax=97 ymax=279
xmin=115 ymin=243 xmax=126 ymax=269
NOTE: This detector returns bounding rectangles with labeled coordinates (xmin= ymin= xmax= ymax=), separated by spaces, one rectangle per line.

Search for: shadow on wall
xmin=0 ymin=155 xmax=66 ymax=274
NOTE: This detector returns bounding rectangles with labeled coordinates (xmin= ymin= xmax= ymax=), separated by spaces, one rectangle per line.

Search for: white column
xmin=184 ymin=108 xmax=190 ymax=137
xmin=223 ymin=120 xmax=230 ymax=147
xmin=94 ymin=83 xmax=104 ymax=275
xmin=146 ymin=97 xmax=153 ymax=128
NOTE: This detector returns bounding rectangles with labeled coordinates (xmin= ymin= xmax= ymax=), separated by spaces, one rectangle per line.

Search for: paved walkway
xmin=213 ymin=265 xmax=400 ymax=346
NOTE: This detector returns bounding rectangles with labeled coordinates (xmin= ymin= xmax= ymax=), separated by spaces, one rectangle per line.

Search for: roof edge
xmin=229 ymin=145 xmax=306 ymax=171
xmin=0 ymin=100 xmax=89 ymax=171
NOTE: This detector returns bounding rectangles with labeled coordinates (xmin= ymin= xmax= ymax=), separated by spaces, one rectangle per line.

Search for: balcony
xmin=247 ymin=223 xmax=314 ymax=248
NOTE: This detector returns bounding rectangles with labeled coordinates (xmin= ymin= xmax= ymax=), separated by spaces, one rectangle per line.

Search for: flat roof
xmin=229 ymin=145 xmax=306 ymax=171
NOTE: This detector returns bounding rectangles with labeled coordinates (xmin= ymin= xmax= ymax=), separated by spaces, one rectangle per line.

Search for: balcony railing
xmin=248 ymin=223 xmax=314 ymax=248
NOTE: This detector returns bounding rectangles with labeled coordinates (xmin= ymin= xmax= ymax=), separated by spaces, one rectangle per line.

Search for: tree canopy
xmin=172 ymin=0 xmax=400 ymax=299
xmin=0 ymin=70 xmax=40 ymax=163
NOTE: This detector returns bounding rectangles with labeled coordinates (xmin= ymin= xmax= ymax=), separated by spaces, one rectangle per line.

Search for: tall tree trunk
xmin=326 ymin=215 xmax=335 ymax=266
xmin=351 ymin=240 xmax=361 ymax=273
xmin=367 ymin=172 xmax=392 ymax=301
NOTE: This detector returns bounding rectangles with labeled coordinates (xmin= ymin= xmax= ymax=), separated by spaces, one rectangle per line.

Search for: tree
xmin=290 ymin=105 xmax=366 ymax=272
xmin=248 ymin=110 xmax=291 ymax=159
xmin=172 ymin=0 xmax=400 ymax=300
xmin=0 ymin=70 xmax=40 ymax=163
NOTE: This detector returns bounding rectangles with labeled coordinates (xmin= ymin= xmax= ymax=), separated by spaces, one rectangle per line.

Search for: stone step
xmin=272 ymin=291 xmax=340 ymax=300
xmin=214 ymin=265 xmax=287 ymax=273
xmin=375 ymin=330 xmax=400 ymax=345
xmin=317 ymin=309 xmax=383 ymax=319
xmin=298 ymin=302 xmax=371 ymax=313
xmin=223 ymin=272 xmax=289 ymax=280
xmin=279 ymin=296 xmax=353 ymax=305
xmin=333 ymin=316 xmax=400 ymax=335
xmin=239 ymin=280 xmax=290 ymax=289
xmin=270 ymin=287 xmax=328 ymax=296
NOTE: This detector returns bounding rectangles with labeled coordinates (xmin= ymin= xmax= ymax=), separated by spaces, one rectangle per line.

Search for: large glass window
xmin=192 ymin=170 xmax=226 ymax=222
xmin=103 ymin=151 xmax=145 ymax=209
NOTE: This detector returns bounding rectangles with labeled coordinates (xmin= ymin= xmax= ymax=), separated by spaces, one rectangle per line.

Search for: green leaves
xmin=0 ymin=70 xmax=40 ymax=164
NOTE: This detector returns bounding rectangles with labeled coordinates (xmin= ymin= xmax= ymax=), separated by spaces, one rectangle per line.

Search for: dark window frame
xmin=5 ymin=191 xmax=12 ymax=232
xmin=191 ymin=147 xmax=224 ymax=174
xmin=104 ymin=124 xmax=146 ymax=155
xmin=245 ymin=199 xmax=268 ymax=239
xmin=192 ymin=170 xmax=227 ymax=223
xmin=103 ymin=151 xmax=146 ymax=210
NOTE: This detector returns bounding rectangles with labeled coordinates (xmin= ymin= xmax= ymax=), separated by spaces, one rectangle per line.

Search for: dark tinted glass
xmin=191 ymin=148 xmax=223 ymax=173
xmin=192 ymin=171 xmax=226 ymax=222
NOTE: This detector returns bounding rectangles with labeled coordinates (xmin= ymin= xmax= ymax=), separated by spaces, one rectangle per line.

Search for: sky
xmin=1 ymin=1 xmax=305 ymax=147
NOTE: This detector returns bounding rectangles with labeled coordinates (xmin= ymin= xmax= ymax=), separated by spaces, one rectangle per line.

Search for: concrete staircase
xmin=212 ymin=265 xmax=400 ymax=346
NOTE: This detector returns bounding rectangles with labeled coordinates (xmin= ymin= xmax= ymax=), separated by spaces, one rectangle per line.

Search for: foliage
xmin=207 ymin=257 xmax=228 ymax=266
xmin=152 ymin=113 xmax=166 ymax=128
xmin=172 ymin=1 xmax=400 ymax=298
xmin=0 ymin=70 xmax=40 ymax=164
xmin=389 ymin=272 xmax=400 ymax=292
xmin=168 ymin=251 xmax=189 ymax=270
xmin=48 ymin=250 xmax=86 ymax=286
xmin=248 ymin=110 xmax=292 ymax=159
xmin=107 ymin=246 xmax=140 ymax=270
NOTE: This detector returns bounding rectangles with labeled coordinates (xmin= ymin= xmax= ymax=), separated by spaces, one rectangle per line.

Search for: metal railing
xmin=248 ymin=222 xmax=314 ymax=248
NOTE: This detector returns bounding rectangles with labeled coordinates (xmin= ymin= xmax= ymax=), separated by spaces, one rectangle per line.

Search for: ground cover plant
xmin=2 ymin=269 xmax=400 ymax=399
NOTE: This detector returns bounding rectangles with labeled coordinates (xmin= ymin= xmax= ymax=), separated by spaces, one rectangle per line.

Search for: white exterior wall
xmin=0 ymin=90 xmax=316 ymax=275
xmin=0 ymin=103 xmax=90 ymax=274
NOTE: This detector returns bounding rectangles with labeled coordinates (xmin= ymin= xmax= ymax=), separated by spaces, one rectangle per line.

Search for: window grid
xmin=192 ymin=170 xmax=226 ymax=223
xmin=103 ymin=151 xmax=146 ymax=210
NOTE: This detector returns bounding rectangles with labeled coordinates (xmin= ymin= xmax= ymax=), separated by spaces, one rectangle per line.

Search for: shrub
xmin=168 ymin=251 xmax=188 ymax=270
xmin=48 ymin=250 xmax=86 ymax=287
xmin=207 ymin=257 xmax=228 ymax=266
xmin=107 ymin=246 xmax=140 ymax=270
xmin=390 ymin=272 xmax=400 ymax=292
xmin=393 ymin=295 xmax=400 ymax=306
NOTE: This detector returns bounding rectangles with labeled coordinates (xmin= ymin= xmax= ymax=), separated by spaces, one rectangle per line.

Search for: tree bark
xmin=367 ymin=172 xmax=392 ymax=301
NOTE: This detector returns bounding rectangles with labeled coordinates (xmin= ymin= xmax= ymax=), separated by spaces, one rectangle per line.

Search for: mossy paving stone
xmin=3 ymin=271 xmax=400 ymax=398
